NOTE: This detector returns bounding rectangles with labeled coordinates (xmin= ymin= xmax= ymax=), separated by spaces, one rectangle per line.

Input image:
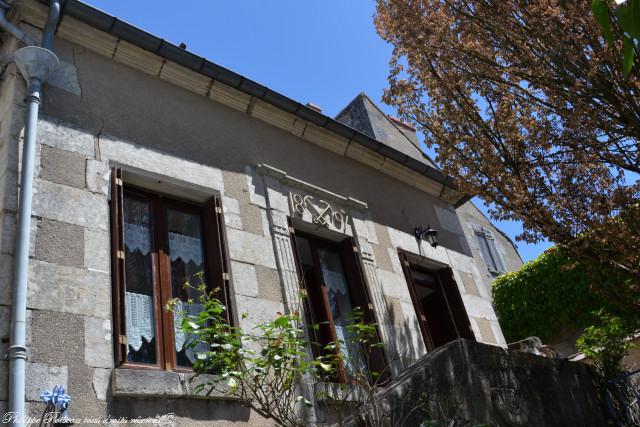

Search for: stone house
xmin=0 ymin=0 xmax=523 ymax=424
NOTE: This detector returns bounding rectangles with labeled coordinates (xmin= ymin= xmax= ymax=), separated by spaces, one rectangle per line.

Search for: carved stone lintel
xmin=257 ymin=163 xmax=367 ymax=210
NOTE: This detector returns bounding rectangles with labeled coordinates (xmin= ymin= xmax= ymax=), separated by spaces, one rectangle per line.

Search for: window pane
xmin=295 ymin=236 xmax=313 ymax=268
xmin=318 ymin=248 xmax=367 ymax=378
xmin=123 ymin=195 xmax=157 ymax=364
xmin=167 ymin=207 xmax=208 ymax=367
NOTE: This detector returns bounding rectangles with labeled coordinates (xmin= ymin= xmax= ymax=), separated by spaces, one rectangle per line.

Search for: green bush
xmin=492 ymin=248 xmax=604 ymax=343
xmin=576 ymin=309 xmax=637 ymax=380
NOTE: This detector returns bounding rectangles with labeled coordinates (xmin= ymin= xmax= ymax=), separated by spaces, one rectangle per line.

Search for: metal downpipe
xmin=6 ymin=2 xmax=62 ymax=425
xmin=8 ymin=77 xmax=41 ymax=427
xmin=0 ymin=7 xmax=36 ymax=46
xmin=41 ymin=0 xmax=61 ymax=50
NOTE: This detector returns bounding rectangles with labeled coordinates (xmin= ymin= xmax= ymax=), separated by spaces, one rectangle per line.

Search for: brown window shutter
xmin=110 ymin=167 xmax=127 ymax=366
xmin=398 ymin=252 xmax=434 ymax=352
xmin=340 ymin=237 xmax=388 ymax=382
xmin=438 ymin=268 xmax=475 ymax=340
xmin=202 ymin=196 xmax=233 ymax=324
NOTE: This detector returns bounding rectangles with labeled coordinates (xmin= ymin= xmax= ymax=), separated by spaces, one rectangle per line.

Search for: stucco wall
xmin=0 ymin=13 xmax=522 ymax=424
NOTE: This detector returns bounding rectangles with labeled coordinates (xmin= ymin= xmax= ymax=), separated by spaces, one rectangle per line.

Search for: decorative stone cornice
xmin=256 ymin=163 xmax=368 ymax=210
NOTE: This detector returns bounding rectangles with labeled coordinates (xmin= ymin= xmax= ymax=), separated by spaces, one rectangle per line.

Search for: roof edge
xmin=34 ymin=0 xmax=468 ymax=204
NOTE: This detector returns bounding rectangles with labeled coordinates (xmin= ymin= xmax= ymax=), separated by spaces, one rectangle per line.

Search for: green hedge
xmin=492 ymin=248 xmax=604 ymax=343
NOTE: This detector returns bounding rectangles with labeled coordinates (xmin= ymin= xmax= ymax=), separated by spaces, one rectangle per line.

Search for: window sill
xmin=112 ymin=368 xmax=235 ymax=400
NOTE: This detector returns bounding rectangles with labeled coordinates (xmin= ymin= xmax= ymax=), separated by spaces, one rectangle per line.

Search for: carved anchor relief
xmin=290 ymin=193 xmax=348 ymax=232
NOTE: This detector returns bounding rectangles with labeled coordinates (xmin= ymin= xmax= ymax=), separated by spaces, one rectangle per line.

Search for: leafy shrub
xmin=577 ymin=309 xmax=638 ymax=380
xmin=168 ymin=276 xmax=391 ymax=427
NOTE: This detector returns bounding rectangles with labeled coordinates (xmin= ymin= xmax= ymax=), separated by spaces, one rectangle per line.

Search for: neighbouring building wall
xmin=0 ymin=4 xmax=518 ymax=425
xmin=456 ymin=201 xmax=523 ymax=344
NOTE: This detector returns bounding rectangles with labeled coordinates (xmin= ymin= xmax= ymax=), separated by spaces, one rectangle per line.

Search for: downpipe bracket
xmin=6 ymin=345 xmax=27 ymax=361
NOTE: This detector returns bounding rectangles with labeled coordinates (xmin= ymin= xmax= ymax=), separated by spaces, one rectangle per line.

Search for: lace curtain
xmin=125 ymin=291 xmax=154 ymax=351
xmin=125 ymin=293 xmax=208 ymax=363
xmin=321 ymin=264 xmax=368 ymax=376
xmin=125 ymin=223 xmax=203 ymax=264
xmin=172 ymin=299 xmax=209 ymax=363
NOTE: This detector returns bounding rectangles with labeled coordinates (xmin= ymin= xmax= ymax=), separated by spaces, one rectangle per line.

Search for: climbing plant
xmin=492 ymin=248 xmax=626 ymax=343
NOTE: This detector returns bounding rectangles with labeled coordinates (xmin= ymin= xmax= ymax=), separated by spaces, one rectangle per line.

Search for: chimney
xmin=306 ymin=102 xmax=322 ymax=113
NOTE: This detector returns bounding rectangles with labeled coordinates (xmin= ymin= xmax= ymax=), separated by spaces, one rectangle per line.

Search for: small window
xmin=473 ymin=225 xmax=506 ymax=277
xmin=110 ymin=167 xmax=231 ymax=371
xmin=399 ymin=253 xmax=475 ymax=351
xmin=290 ymin=229 xmax=386 ymax=383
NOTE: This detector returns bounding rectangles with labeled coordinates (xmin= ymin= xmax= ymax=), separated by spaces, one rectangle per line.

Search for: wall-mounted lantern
xmin=415 ymin=225 xmax=439 ymax=248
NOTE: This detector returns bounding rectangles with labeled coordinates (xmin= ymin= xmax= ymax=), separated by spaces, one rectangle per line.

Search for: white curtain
xmin=125 ymin=291 xmax=154 ymax=351
xmin=173 ymin=300 xmax=208 ymax=363
xmin=125 ymin=223 xmax=203 ymax=264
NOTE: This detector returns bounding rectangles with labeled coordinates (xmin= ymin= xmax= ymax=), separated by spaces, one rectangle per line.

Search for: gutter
xmin=1 ymin=2 xmax=61 ymax=426
xmin=38 ymin=0 xmax=468 ymax=206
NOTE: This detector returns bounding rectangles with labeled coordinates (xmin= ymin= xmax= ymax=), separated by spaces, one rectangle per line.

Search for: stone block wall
xmin=0 ymin=111 xmax=516 ymax=424
xmin=0 ymin=90 xmax=519 ymax=427
xmin=0 ymin=107 xmax=288 ymax=423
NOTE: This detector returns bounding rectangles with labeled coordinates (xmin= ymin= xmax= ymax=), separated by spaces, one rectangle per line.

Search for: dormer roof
xmin=335 ymin=93 xmax=438 ymax=170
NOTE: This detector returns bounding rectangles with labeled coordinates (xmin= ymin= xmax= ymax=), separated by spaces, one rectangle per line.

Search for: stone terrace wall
xmin=376 ymin=339 xmax=607 ymax=427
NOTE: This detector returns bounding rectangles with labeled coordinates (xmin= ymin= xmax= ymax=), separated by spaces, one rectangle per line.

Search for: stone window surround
xmin=111 ymin=182 xmax=230 ymax=371
xmin=255 ymin=163 xmax=379 ymax=327
xmin=106 ymin=163 xmax=241 ymax=399
xmin=255 ymin=163 xmax=398 ymax=418
xmin=397 ymin=250 xmax=476 ymax=352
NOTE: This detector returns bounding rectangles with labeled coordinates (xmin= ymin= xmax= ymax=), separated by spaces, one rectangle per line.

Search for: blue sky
xmin=85 ymin=0 xmax=551 ymax=262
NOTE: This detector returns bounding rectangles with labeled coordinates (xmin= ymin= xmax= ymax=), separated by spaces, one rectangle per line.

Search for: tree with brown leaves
xmin=375 ymin=0 xmax=640 ymax=309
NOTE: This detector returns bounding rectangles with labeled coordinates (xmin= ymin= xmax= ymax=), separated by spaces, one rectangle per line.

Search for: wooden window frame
xmin=110 ymin=167 xmax=231 ymax=371
xmin=398 ymin=252 xmax=475 ymax=352
xmin=289 ymin=226 xmax=387 ymax=384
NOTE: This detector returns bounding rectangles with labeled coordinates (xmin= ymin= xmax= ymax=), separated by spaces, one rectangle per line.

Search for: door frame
xmin=398 ymin=251 xmax=475 ymax=352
